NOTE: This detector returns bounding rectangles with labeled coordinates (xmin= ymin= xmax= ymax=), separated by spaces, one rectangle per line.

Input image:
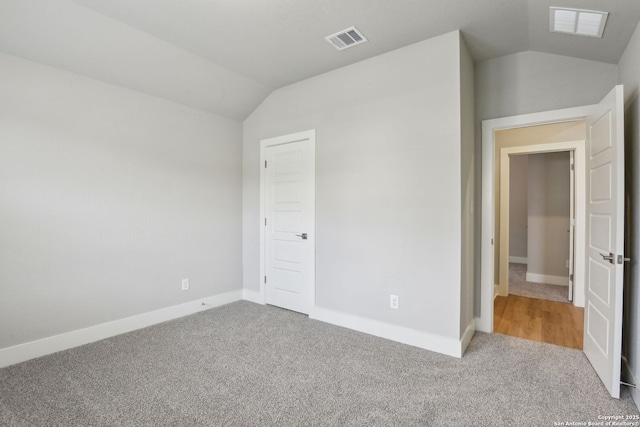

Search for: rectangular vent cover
xmin=325 ymin=26 xmax=368 ymax=50
xmin=550 ymin=7 xmax=608 ymax=38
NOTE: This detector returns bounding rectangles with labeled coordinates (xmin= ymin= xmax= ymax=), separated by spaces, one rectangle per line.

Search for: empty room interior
xmin=2 ymin=0 xmax=640 ymax=425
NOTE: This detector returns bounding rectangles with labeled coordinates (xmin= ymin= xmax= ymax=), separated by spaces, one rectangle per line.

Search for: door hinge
xmin=569 ymin=274 xmax=573 ymax=282
xmin=264 ymin=276 xmax=267 ymax=284
xmin=264 ymin=160 xmax=267 ymax=168
xmin=571 ymin=163 xmax=575 ymax=171
xmin=265 ymin=217 xmax=267 ymax=226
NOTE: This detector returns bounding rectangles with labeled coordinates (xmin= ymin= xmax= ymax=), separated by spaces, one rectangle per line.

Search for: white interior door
xmin=584 ymin=85 xmax=625 ymax=398
xmin=264 ymin=136 xmax=315 ymax=314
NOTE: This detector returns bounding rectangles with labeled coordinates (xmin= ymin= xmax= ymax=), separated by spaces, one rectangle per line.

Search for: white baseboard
xmin=525 ymin=272 xmax=569 ymax=286
xmin=242 ymin=289 xmax=264 ymax=304
xmin=310 ymin=306 xmax=468 ymax=358
xmin=622 ymin=357 xmax=640 ymax=409
xmin=0 ymin=290 xmax=242 ymax=368
xmin=460 ymin=319 xmax=476 ymax=356
xmin=475 ymin=317 xmax=491 ymax=333
xmin=509 ymin=256 xmax=528 ymax=264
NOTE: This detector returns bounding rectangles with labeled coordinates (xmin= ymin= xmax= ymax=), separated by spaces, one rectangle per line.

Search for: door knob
xmin=617 ymin=255 xmax=631 ymax=264
xmin=295 ymin=233 xmax=308 ymax=240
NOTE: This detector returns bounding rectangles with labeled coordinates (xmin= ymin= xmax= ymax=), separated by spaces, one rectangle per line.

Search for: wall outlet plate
xmin=181 ymin=278 xmax=190 ymax=291
xmin=390 ymin=294 xmax=399 ymax=309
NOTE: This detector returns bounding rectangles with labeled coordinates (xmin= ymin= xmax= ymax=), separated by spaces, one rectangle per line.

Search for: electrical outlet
xmin=390 ymin=294 xmax=399 ymax=310
xmin=181 ymin=278 xmax=190 ymax=291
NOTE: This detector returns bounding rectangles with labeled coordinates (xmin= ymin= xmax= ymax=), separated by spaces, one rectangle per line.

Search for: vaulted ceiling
xmin=1 ymin=0 xmax=639 ymax=120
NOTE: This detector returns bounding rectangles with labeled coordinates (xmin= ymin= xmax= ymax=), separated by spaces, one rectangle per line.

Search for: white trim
xmin=498 ymin=141 xmax=584 ymax=298
xmin=509 ymin=256 xmax=528 ymax=264
xmin=498 ymin=147 xmax=511 ymax=297
xmin=460 ymin=320 xmax=476 ymax=356
xmin=310 ymin=307 xmax=470 ymax=358
xmin=479 ymin=105 xmax=595 ymax=333
xmin=242 ymin=289 xmax=265 ymax=305
xmin=259 ymin=129 xmax=316 ymax=314
xmin=525 ymin=272 xmax=570 ymax=286
xmin=622 ymin=357 xmax=640 ymax=408
xmin=0 ymin=290 xmax=242 ymax=368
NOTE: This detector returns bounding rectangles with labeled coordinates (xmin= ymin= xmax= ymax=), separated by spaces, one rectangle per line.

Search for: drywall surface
xmin=243 ymin=32 xmax=463 ymax=339
xmin=460 ymin=35 xmax=476 ymax=336
xmin=527 ymin=152 xmax=570 ymax=280
xmin=493 ymin=121 xmax=585 ymax=283
xmin=618 ymin=21 xmax=640 ymax=410
xmin=509 ymin=155 xmax=528 ymax=260
xmin=0 ymin=0 xmax=270 ymax=120
xmin=0 ymin=53 xmax=242 ymax=349
xmin=476 ymin=51 xmax=618 ymax=121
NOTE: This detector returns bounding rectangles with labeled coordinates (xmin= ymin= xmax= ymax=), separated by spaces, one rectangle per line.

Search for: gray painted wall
xmin=243 ymin=31 xmax=469 ymax=340
xmin=476 ymin=51 xmax=619 ymax=121
xmin=527 ymin=152 xmax=570 ymax=279
xmin=509 ymin=155 xmax=528 ymax=259
xmin=618 ymin=21 xmax=640 ymax=409
xmin=0 ymin=53 xmax=243 ymax=349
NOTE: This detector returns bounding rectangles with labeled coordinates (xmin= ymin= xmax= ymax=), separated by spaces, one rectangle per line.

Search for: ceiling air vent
xmin=325 ymin=26 xmax=368 ymax=50
xmin=550 ymin=7 xmax=608 ymax=38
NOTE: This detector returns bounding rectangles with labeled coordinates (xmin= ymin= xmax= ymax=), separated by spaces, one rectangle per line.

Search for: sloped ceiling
xmin=2 ymin=0 xmax=640 ymax=120
xmin=0 ymin=0 xmax=270 ymax=120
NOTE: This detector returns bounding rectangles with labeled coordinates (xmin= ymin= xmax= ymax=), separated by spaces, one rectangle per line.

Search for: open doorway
xmin=480 ymin=87 xmax=627 ymax=398
xmin=493 ymin=144 xmax=585 ymax=349
xmin=506 ymin=151 xmax=573 ymax=304
xmin=489 ymin=122 xmax=586 ymax=349
xmin=490 ymin=121 xmax=587 ymax=306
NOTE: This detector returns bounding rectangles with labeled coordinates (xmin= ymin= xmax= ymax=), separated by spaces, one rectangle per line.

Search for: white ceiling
xmin=2 ymin=0 xmax=640 ymax=120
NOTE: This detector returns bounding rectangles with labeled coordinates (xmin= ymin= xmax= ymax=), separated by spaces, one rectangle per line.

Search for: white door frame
xmin=569 ymin=149 xmax=576 ymax=302
xmin=478 ymin=106 xmax=595 ymax=333
xmin=259 ymin=129 xmax=316 ymax=311
xmin=497 ymin=142 xmax=585 ymax=302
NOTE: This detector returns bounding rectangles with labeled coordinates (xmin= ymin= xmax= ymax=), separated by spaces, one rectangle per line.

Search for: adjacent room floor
xmin=494 ymin=294 xmax=584 ymax=349
xmin=508 ymin=263 xmax=570 ymax=303
xmin=495 ymin=263 xmax=583 ymax=349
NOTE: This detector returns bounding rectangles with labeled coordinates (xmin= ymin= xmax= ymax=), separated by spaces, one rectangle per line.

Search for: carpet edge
xmin=0 ymin=289 xmax=243 ymax=368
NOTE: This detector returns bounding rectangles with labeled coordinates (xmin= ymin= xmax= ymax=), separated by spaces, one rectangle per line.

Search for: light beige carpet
xmin=1 ymin=301 xmax=637 ymax=426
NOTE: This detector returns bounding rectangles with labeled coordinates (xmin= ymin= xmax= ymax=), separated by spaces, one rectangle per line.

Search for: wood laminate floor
xmin=494 ymin=294 xmax=584 ymax=349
